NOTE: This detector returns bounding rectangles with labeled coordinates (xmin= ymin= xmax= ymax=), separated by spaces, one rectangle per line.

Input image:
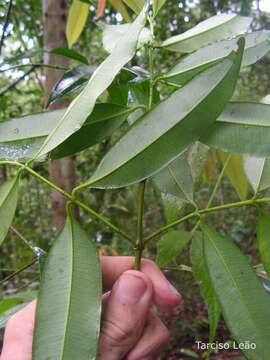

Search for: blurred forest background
xmin=1 ymin=0 xmax=270 ymax=358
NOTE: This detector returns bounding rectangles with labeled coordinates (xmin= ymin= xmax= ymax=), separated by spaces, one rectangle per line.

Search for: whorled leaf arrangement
xmin=2 ymin=3 xmax=270 ymax=359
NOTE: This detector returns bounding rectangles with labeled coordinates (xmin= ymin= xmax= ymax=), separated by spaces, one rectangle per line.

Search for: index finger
xmin=101 ymin=256 xmax=181 ymax=308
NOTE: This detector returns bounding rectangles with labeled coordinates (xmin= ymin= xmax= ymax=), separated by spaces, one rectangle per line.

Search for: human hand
xmin=1 ymin=257 xmax=181 ymax=360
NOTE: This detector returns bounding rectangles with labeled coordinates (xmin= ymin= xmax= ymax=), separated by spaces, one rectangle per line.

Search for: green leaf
xmin=257 ymin=209 xmax=270 ymax=279
xmin=164 ymin=31 xmax=270 ymax=86
xmin=66 ymin=0 xmax=89 ymax=48
xmin=153 ymin=0 xmax=167 ymax=15
xmin=244 ymin=156 xmax=270 ymax=194
xmin=201 ymin=102 xmax=270 ymax=158
xmin=50 ymin=48 xmax=89 ymax=65
xmin=187 ymin=142 xmax=209 ymax=183
xmin=202 ymin=225 xmax=270 ymax=360
xmin=156 ymin=230 xmax=191 ymax=267
xmin=153 ymin=151 xmax=193 ymax=202
xmin=51 ymin=104 xmax=130 ymax=158
xmin=0 ymin=177 xmax=19 ymax=245
xmin=161 ymin=14 xmax=251 ymax=53
xmin=122 ymin=0 xmax=144 ymax=13
xmin=32 ymin=217 xmax=102 ymax=360
xmin=0 ymin=304 xmax=27 ymax=329
xmin=190 ymin=233 xmax=220 ymax=343
xmin=0 ymin=104 xmax=129 ymax=160
xmin=102 ymin=24 xmax=152 ymax=53
xmin=108 ymin=0 xmax=131 ymax=23
xmin=47 ymin=66 xmax=94 ymax=106
xmin=35 ymin=4 xmax=149 ymax=159
xmin=86 ymin=39 xmax=244 ymax=189
xmin=161 ymin=193 xmax=184 ymax=223
xmin=218 ymin=151 xmax=248 ymax=200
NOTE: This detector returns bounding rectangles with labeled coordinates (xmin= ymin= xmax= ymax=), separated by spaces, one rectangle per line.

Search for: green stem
xmin=145 ymin=197 xmax=268 ymax=243
xmin=148 ymin=46 xmax=155 ymax=110
xmin=134 ymin=181 xmax=146 ymax=270
xmin=0 ymin=161 xmax=133 ymax=243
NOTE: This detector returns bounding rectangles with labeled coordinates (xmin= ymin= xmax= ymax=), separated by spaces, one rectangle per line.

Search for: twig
xmin=0 ymin=66 xmax=36 ymax=96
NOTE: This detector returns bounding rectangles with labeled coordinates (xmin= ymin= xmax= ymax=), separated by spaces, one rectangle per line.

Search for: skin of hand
xmin=1 ymin=257 xmax=181 ymax=360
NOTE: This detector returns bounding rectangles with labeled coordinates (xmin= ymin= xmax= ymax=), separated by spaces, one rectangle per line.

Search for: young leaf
xmin=218 ymin=151 xmax=248 ymax=200
xmin=257 ymin=209 xmax=270 ymax=279
xmin=0 ymin=177 xmax=19 ymax=245
xmin=153 ymin=151 xmax=193 ymax=202
xmin=86 ymin=39 xmax=244 ymax=189
xmin=190 ymin=233 xmax=220 ymax=343
xmin=0 ymin=104 xmax=129 ymax=160
xmin=244 ymin=156 xmax=270 ymax=194
xmin=202 ymin=102 xmax=270 ymax=158
xmin=156 ymin=231 xmax=191 ymax=267
xmin=50 ymin=47 xmax=89 ymax=65
xmin=161 ymin=14 xmax=251 ymax=53
xmin=203 ymin=225 xmax=270 ymax=360
xmin=32 ymin=217 xmax=102 ymax=360
xmin=66 ymin=0 xmax=89 ymax=48
xmin=108 ymin=0 xmax=131 ymax=23
xmin=164 ymin=31 xmax=270 ymax=86
xmin=35 ymin=4 xmax=149 ymax=159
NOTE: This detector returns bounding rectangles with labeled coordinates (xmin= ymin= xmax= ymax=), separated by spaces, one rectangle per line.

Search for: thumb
xmin=98 ymin=270 xmax=153 ymax=360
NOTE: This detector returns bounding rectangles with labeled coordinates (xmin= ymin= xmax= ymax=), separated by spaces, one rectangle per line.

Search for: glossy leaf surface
xmin=161 ymin=14 xmax=251 ymax=53
xmin=36 ymin=5 xmax=149 ymax=158
xmin=203 ymin=225 xmax=270 ymax=360
xmin=66 ymin=0 xmax=89 ymax=48
xmin=156 ymin=231 xmax=191 ymax=267
xmin=87 ymin=40 xmax=244 ymax=188
xmin=122 ymin=0 xmax=144 ymax=13
xmin=202 ymin=102 xmax=270 ymax=157
xmin=0 ymin=177 xmax=19 ymax=245
xmin=257 ymin=209 xmax=270 ymax=279
xmin=33 ymin=217 xmax=102 ymax=360
xmin=47 ymin=66 xmax=94 ymax=106
xmin=190 ymin=233 xmax=220 ymax=343
xmin=164 ymin=31 xmax=270 ymax=86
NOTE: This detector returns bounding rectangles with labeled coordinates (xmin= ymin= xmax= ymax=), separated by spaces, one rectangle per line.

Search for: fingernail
xmin=169 ymin=283 xmax=181 ymax=299
xmin=115 ymin=273 xmax=147 ymax=305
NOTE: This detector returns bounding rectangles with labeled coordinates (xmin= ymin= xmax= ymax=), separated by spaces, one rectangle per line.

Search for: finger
xmin=1 ymin=301 xmax=36 ymax=360
xmin=98 ymin=270 xmax=153 ymax=360
xmin=101 ymin=256 xmax=181 ymax=308
xmin=126 ymin=312 xmax=170 ymax=360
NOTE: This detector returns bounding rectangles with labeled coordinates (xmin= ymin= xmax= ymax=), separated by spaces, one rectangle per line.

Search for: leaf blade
xmin=156 ymin=230 xmax=191 ymax=267
xmin=32 ymin=217 xmax=102 ymax=360
xmin=161 ymin=14 xmax=251 ymax=53
xmin=203 ymin=225 xmax=270 ymax=360
xmin=66 ymin=0 xmax=89 ymax=48
xmin=0 ymin=177 xmax=19 ymax=245
xmin=190 ymin=233 xmax=220 ymax=343
xmin=36 ymin=5 xmax=149 ymax=158
xmin=87 ymin=39 xmax=244 ymax=188
xmin=257 ymin=209 xmax=270 ymax=279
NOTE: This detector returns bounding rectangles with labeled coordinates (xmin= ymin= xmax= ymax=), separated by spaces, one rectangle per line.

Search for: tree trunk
xmin=42 ymin=0 xmax=78 ymax=231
